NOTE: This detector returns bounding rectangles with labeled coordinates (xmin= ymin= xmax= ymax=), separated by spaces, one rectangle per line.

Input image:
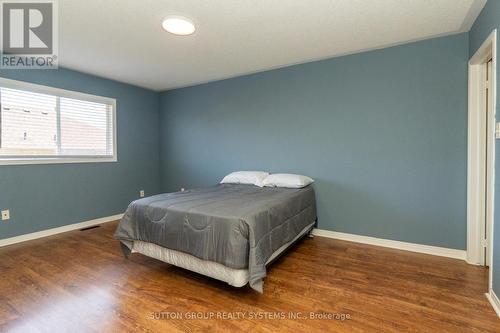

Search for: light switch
xmin=496 ymin=122 xmax=500 ymax=139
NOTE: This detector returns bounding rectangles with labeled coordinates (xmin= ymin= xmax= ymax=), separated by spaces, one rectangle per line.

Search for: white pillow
xmin=220 ymin=171 xmax=269 ymax=187
xmin=262 ymin=173 xmax=314 ymax=188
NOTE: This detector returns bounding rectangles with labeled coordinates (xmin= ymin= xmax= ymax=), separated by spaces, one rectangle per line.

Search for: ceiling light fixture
xmin=162 ymin=16 xmax=196 ymax=36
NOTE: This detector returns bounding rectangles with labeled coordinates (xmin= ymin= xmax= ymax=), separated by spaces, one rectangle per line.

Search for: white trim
xmin=0 ymin=213 xmax=123 ymax=247
xmin=467 ymin=30 xmax=497 ymax=294
xmin=0 ymin=77 xmax=118 ymax=166
xmin=312 ymin=229 xmax=466 ymax=260
xmin=467 ymin=29 xmax=497 ymax=267
xmin=486 ymin=289 xmax=500 ymax=318
xmin=467 ymin=59 xmax=485 ymax=265
xmin=0 ymin=156 xmax=117 ymax=166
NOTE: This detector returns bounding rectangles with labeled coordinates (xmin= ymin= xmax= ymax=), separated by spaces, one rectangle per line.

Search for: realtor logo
xmin=0 ymin=0 xmax=58 ymax=68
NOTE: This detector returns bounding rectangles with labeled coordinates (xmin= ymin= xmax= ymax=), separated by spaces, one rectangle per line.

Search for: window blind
xmin=0 ymin=83 xmax=115 ymax=160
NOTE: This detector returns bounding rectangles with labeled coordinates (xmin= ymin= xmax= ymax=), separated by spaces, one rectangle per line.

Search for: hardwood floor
xmin=0 ymin=221 xmax=498 ymax=332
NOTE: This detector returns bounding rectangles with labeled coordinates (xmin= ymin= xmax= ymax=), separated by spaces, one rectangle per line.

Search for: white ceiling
xmin=60 ymin=0 xmax=486 ymax=91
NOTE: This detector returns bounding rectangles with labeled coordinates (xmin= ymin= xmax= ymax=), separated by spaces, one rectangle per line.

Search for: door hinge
xmin=481 ymin=238 xmax=488 ymax=247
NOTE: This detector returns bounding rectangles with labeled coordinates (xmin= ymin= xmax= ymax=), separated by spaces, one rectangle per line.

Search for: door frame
xmin=467 ymin=29 xmax=496 ymax=291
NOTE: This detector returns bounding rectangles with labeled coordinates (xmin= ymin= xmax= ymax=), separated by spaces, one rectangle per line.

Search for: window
xmin=0 ymin=78 xmax=116 ymax=165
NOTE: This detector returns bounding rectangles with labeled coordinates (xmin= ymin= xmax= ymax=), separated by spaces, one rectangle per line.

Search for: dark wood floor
xmin=0 ymin=221 xmax=498 ymax=332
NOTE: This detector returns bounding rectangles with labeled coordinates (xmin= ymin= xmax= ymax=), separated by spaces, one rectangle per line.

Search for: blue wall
xmin=469 ymin=0 xmax=500 ymax=296
xmin=159 ymin=33 xmax=469 ymax=250
xmin=0 ymin=30 xmax=473 ymax=262
xmin=0 ymin=68 xmax=161 ymax=239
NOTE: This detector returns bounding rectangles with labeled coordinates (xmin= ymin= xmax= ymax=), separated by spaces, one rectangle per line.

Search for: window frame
xmin=0 ymin=77 xmax=117 ymax=166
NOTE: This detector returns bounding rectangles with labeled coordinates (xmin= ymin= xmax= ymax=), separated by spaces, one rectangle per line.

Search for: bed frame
xmin=130 ymin=221 xmax=316 ymax=288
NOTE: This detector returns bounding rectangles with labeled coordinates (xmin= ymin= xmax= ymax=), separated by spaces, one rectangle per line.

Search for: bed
xmin=114 ymin=183 xmax=317 ymax=292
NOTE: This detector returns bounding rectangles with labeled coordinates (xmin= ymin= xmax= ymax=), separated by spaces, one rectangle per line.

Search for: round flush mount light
xmin=162 ymin=16 xmax=196 ymax=36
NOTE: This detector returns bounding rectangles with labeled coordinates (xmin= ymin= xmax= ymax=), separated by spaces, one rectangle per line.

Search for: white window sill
xmin=0 ymin=156 xmax=117 ymax=166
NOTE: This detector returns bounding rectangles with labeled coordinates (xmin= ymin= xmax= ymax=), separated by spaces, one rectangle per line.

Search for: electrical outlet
xmin=139 ymin=190 xmax=145 ymax=198
xmin=1 ymin=210 xmax=10 ymax=221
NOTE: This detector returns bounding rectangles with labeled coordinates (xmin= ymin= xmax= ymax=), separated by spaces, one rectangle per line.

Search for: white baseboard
xmin=0 ymin=213 xmax=123 ymax=248
xmin=486 ymin=289 xmax=500 ymax=318
xmin=312 ymin=229 xmax=466 ymax=261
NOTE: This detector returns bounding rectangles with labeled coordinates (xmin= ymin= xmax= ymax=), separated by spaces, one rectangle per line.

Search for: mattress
xmin=114 ymin=183 xmax=317 ymax=292
xmin=131 ymin=220 xmax=315 ymax=287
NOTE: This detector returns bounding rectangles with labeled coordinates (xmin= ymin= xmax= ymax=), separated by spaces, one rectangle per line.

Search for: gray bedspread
xmin=114 ymin=183 xmax=317 ymax=292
